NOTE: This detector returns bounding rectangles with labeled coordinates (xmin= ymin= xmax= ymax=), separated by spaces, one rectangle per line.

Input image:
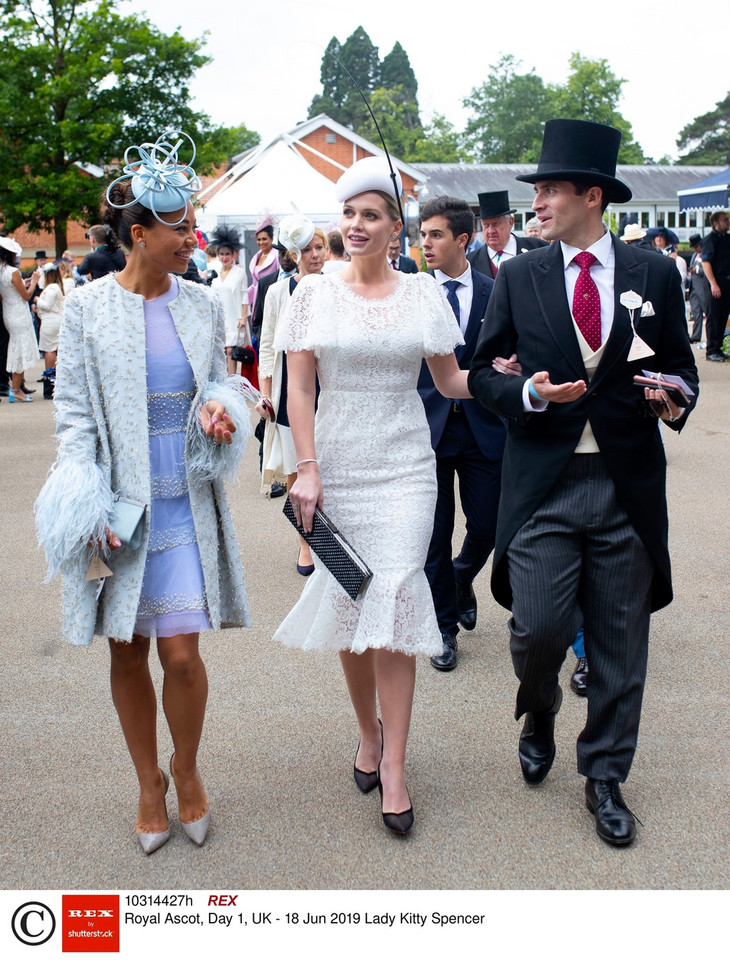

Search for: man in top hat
xmin=469 ymin=119 xmax=698 ymax=846
xmin=687 ymin=233 xmax=710 ymax=344
xmin=467 ymin=190 xmax=546 ymax=279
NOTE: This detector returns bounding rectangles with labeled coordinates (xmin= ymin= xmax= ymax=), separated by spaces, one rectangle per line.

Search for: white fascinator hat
xmin=335 ymin=157 xmax=403 ymax=205
xmin=0 ymin=236 xmax=23 ymax=256
xmin=277 ymin=214 xmax=316 ymax=254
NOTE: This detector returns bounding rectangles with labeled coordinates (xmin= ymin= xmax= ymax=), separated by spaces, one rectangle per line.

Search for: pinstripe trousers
xmin=507 ymin=454 xmax=654 ymax=782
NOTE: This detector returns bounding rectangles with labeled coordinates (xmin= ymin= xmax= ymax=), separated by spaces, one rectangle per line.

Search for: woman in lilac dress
xmin=247 ymin=219 xmax=278 ymax=320
xmin=36 ymin=134 xmax=251 ymax=855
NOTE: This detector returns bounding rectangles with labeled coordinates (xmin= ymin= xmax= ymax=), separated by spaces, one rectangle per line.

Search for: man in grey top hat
xmin=467 ymin=190 xmax=546 ymax=279
xmin=469 ymin=119 xmax=698 ymax=847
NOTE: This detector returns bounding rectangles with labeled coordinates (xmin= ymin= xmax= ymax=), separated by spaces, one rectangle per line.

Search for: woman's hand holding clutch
xmin=288 ymin=463 xmax=323 ymax=534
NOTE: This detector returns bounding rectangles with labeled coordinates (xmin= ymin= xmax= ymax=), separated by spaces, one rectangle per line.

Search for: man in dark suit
xmin=417 ymin=196 xmax=503 ymax=671
xmin=469 ymin=120 xmax=698 ymax=846
xmin=387 ymin=237 xmax=418 ymax=273
xmin=467 ymin=190 xmax=546 ymax=279
xmin=700 ymin=210 xmax=730 ymax=361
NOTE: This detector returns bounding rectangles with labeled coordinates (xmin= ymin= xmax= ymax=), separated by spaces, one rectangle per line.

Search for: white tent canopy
xmin=199 ymin=140 xmax=342 ymax=231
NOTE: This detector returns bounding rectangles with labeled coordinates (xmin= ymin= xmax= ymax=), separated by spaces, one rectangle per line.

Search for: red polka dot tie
xmin=572 ymin=251 xmax=601 ymax=351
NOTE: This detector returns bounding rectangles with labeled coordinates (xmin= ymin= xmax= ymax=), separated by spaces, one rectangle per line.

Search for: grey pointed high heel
xmin=170 ymin=753 xmax=210 ymax=847
xmin=136 ymin=769 xmax=171 ymax=855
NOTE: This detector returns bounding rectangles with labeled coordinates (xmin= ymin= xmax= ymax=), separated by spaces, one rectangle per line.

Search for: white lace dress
xmin=0 ymin=264 xmax=39 ymax=372
xmin=273 ymin=271 xmax=463 ymax=655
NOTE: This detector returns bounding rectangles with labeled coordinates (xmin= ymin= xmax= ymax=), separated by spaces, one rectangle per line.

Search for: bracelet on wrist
xmin=296 ymin=458 xmax=318 ymax=469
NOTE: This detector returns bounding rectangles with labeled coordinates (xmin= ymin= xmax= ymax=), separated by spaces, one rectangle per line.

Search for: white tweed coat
xmin=35 ymin=274 xmax=252 ymax=645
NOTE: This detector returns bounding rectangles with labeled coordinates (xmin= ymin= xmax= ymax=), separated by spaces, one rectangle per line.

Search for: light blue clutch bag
xmin=109 ymin=496 xmax=147 ymax=549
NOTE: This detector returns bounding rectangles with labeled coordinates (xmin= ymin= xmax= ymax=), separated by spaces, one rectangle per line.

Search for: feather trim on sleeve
xmin=34 ymin=459 xmax=114 ymax=581
xmin=187 ymin=376 xmax=255 ymax=484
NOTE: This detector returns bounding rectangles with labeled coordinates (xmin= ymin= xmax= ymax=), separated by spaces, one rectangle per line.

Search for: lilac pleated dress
xmin=134 ymin=278 xmax=212 ymax=638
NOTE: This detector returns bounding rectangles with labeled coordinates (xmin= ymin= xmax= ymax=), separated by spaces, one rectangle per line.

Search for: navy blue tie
xmin=444 ymin=279 xmax=461 ymax=325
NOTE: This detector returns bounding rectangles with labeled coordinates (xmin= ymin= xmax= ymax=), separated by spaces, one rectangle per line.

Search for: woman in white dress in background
xmin=0 ymin=237 xmax=41 ymax=403
xmin=276 ymin=158 xmax=470 ymax=835
xmin=36 ymin=262 xmax=69 ymax=371
xmin=209 ymin=225 xmax=248 ymax=375
xmin=256 ymin=215 xmax=326 ymax=575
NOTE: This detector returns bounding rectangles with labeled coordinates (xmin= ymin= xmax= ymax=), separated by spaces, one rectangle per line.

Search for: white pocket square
xmin=640 ymin=301 xmax=655 ymax=317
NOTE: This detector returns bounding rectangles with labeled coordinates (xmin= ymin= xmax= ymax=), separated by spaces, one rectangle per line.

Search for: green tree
xmin=200 ymin=123 xmax=260 ymax=163
xmin=339 ymin=25 xmax=381 ymax=128
xmin=676 ymin=91 xmax=730 ymax=165
xmin=549 ymin=53 xmax=646 ymax=163
xmin=0 ymin=0 xmax=255 ymax=254
xmin=308 ymin=36 xmax=344 ymax=120
xmin=409 ymin=114 xmax=468 ymax=163
xmin=462 ymin=55 xmax=550 ymax=162
xmin=307 ymin=26 xmax=383 ymax=130
xmin=381 ymin=41 xmax=418 ymax=107
xmin=359 ymin=85 xmax=421 ymax=159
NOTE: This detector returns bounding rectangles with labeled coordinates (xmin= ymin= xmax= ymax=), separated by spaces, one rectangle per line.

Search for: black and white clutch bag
xmin=283 ymin=497 xmax=372 ymax=601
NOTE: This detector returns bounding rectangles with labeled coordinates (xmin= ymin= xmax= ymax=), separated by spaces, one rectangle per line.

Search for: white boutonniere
xmin=620 ymin=289 xmax=655 ymax=361
xmin=520 ymin=247 xmax=529 ymax=254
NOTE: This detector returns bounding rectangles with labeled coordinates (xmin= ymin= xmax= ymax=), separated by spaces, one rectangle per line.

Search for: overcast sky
xmin=125 ymin=0 xmax=728 ymax=163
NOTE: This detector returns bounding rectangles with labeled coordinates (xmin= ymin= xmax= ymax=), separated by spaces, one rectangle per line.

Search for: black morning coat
xmin=468 ymin=235 xmax=699 ymax=613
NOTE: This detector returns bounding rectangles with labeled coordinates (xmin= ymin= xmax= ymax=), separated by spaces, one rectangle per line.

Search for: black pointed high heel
xmin=353 ymin=718 xmax=383 ymax=793
xmin=377 ymin=763 xmax=414 ymax=835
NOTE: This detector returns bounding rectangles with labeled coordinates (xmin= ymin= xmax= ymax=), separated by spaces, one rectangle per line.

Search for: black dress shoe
xmin=353 ymin=719 xmax=383 ymax=793
xmin=455 ymin=580 xmax=477 ymax=631
xmin=20 ymin=382 xmax=36 ymax=394
xmin=430 ymin=631 xmax=457 ymax=671
xmin=269 ymin=480 xmax=286 ymax=498
xmin=570 ymin=656 xmax=588 ymax=696
xmin=585 ymin=778 xmax=637 ymax=846
xmin=378 ymin=764 xmax=414 ymax=835
xmin=518 ymin=686 xmax=562 ymax=785
xmin=706 ymin=352 xmax=726 ymax=362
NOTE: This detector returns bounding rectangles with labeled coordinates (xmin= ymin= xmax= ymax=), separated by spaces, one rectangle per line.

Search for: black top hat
xmin=35 ymin=250 xmax=47 ymax=259
xmin=688 ymin=233 xmax=702 ymax=247
xmin=477 ymin=190 xmax=516 ymax=220
xmin=515 ymin=119 xmax=632 ymax=204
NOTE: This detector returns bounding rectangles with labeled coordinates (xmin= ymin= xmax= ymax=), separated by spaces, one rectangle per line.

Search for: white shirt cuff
xmin=523 ymin=378 xmax=549 ymax=412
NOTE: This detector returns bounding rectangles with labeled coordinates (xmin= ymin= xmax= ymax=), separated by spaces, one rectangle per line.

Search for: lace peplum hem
xmin=275 ymin=564 xmax=443 ymax=656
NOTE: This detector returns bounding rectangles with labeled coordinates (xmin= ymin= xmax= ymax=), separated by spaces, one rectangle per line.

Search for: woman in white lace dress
xmin=276 ymin=158 xmax=470 ymax=834
xmin=0 ymin=237 xmax=41 ymax=402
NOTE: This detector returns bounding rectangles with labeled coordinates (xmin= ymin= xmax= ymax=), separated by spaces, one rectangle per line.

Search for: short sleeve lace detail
xmin=275 ymin=271 xmax=463 ymax=359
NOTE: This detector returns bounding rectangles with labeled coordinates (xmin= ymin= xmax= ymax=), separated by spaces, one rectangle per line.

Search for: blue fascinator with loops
xmin=105 ymin=131 xmax=202 ymax=225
